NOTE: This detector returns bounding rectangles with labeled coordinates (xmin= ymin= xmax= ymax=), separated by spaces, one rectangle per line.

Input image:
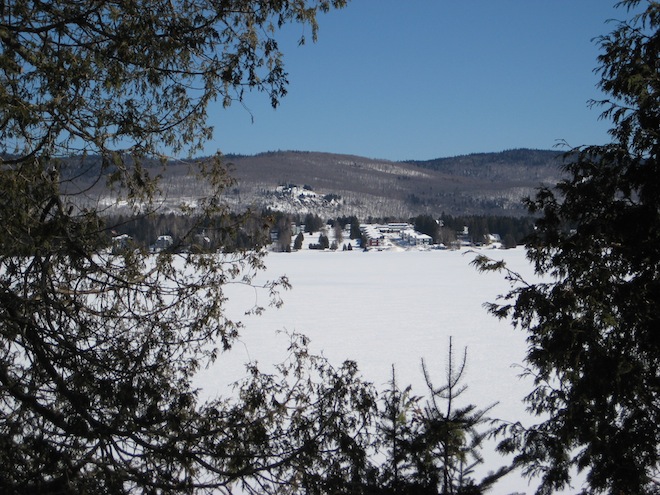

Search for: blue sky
xmin=206 ymin=1 xmax=627 ymax=161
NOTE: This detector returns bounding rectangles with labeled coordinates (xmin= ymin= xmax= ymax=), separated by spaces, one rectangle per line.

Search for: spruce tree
xmin=318 ymin=233 xmax=330 ymax=250
xmin=375 ymin=340 xmax=511 ymax=495
xmin=413 ymin=341 xmax=510 ymax=495
xmin=294 ymin=232 xmax=305 ymax=250
xmin=476 ymin=1 xmax=660 ymax=493
xmin=378 ymin=368 xmax=425 ymax=494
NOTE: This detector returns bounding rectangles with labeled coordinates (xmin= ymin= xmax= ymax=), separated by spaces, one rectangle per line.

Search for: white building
xmin=401 ymin=229 xmax=432 ymax=246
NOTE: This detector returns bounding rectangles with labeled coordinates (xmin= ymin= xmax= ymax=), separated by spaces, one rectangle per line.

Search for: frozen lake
xmin=194 ymin=246 xmax=559 ymax=494
xmin=199 ymin=247 xmax=535 ymax=415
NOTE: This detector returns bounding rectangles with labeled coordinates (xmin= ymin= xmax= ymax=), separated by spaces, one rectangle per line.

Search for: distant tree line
xmin=440 ymin=215 xmax=535 ymax=247
xmin=404 ymin=148 xmax=563 ymax=174
xmin=105 ymin=209 xmax=535 ymax=253
xmin=412 ymin=214 xmax=535 ymax=248
xmin=106 ymin=210 xmax=272 ymax=253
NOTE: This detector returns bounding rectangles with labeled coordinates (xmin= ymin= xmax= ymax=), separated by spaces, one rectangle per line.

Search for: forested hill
xmin=404 ymin=149 xmax=564 ymax=179
xmin=221 ymin=148 xmax=565 ymax=217
xmin=61 ymin=148 xmax=567 ymax=218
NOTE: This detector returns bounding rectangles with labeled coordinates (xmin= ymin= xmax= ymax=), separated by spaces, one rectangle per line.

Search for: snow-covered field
xmin=195 ymin=246 xmax=573 ymax=495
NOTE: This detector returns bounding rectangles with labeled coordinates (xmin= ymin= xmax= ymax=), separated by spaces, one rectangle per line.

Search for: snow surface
xmin=195 ymin=246 xmax=579 ymax=495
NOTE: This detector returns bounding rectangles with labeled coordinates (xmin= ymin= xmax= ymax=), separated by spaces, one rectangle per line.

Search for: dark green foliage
xmin=309 ymin=233 xmax=329 ymax=250
xmin=377 ymin=368 xmax=428 ymax=494
xmin=475 ymin=2 xmax=660 ymax=493
xmin=335 ymin=216 xmax=363 ymax=240
xmin=107 ymin=210 xmax=273 ymax=252
xmin=223 ymin=333 xmax=379 ymax=495
xmin=294 ymin=232 xmax=305 ymax=250
xmin=413 ymin=215 xmax=441 ymax=243
xmin=318 ymin=233 xmax=330 ymax=250
xmin=304 ymin=213 xmax=325 ymax=233
xmin=373 ymin=339 xmax=512 ymax=495
xmin=0 ymin=0 xmax=347 ymax=162
xmin=351 ymin=218 xmax=363 ymax=240
xmin=253 ymin=338 xmax=512 ymax=495
xmin=502 ymin=233 xmax=517 ymax=249
xmin=441 ymin=215 xmax=535 ymax=247
xmin=405 ymin=149 xmax=562 ymax=174
xmin=0 ymin=0 xmax=351 ymax=493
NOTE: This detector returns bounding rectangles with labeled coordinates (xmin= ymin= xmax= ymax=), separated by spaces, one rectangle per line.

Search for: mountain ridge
xmin=61 ymin=148 xmax=567 ymax=218
xmin=218 ymin=148 xmax=565 ymax=217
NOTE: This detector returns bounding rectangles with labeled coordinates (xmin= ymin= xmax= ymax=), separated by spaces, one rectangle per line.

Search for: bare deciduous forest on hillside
xmin=59 ymin=148 xmax=565 ymax=219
